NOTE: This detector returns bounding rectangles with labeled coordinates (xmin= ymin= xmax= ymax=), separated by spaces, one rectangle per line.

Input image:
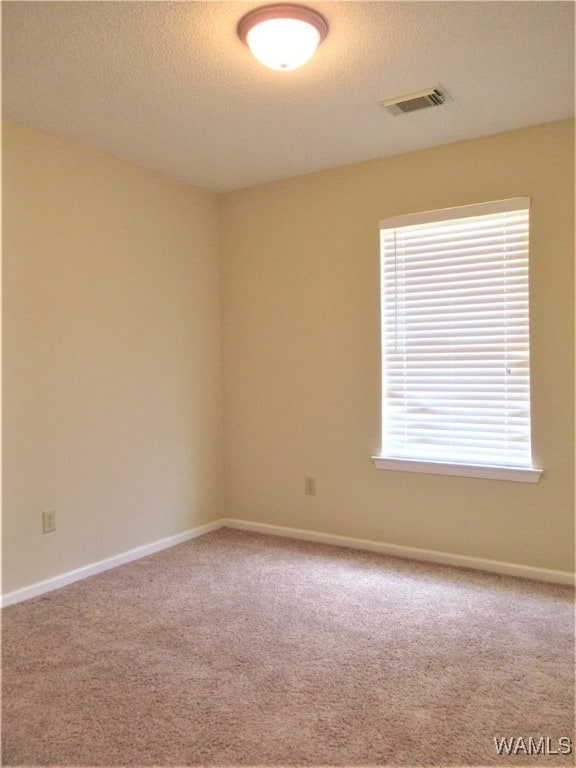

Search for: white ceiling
xmin=2 ymin=1 xmax=574 ymax=192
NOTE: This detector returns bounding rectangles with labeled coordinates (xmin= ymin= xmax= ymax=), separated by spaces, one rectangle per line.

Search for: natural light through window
xmin=372 ymin=197 xmax=542 ymax=482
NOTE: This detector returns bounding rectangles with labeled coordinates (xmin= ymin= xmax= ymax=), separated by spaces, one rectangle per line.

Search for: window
xmin=372 ymin=197 xmax=542 ymax=482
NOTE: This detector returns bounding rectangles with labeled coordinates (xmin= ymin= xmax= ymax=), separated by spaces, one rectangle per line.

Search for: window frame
xmin=372 ymin=197 xmax=542 ymax=484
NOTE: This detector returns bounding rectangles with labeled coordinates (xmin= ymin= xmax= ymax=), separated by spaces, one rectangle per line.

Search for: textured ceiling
xmin=2 ymin=1 xmax=574 ymax=192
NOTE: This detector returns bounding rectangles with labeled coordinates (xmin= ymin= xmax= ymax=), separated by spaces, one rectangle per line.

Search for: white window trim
xmin=379 ymin=196 xmax=530 ymax=231
xmin=371 ymin=456 xmax=543 ymax=483
xmin=375 ymin=197 xmax=543 ymax=483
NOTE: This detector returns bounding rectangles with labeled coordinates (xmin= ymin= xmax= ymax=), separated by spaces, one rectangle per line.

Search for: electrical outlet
xmin=42 ymin=510 xmax=56 ymax=534
xmin=304 ymin=477 xmax=316 ymax=496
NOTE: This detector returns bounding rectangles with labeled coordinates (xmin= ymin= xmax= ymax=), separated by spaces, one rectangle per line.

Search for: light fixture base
xmin=237 ymin=4 xmax=328 ymax=45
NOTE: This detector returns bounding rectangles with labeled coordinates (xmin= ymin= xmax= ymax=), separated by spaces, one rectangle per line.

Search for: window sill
xmin=371 ymin=456 xmax=543 ymax=483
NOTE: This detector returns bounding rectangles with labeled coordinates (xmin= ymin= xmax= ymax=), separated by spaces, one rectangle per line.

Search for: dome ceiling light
xmin=237 ymin=4 xmax=328 ymax=71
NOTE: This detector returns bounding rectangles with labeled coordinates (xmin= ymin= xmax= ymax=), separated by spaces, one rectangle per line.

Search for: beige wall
xmin=221 ymin=120 xmax=575 ymax=573
xmin=3 ymin=119 xmax=574 ymax=596
xmin=3 ymin=121 xmax=223 ymax=593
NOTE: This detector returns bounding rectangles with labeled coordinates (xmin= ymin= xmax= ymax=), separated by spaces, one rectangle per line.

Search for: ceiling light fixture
xmin=237 ymin=4 xmax=328 ymax=71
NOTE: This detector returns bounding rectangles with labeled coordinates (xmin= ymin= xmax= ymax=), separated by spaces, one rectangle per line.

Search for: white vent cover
xmin=379 ymin=86 xmax=449 ymax=115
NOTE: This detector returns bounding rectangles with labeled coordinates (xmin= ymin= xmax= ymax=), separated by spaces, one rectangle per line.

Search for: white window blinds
xmin=379 ymin=198 xmax=533 ymax=469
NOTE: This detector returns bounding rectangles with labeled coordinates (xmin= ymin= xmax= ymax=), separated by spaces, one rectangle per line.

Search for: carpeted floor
xmin=2 ymin=527 xmax=574 ymax=766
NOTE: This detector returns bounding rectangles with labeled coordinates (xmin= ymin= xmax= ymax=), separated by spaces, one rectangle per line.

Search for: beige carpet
xmin=2 ymin=527 xmax=574 ymax=766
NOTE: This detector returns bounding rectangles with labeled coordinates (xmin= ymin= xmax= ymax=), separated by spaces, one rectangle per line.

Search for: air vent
xmin=379 ymin=86 xmax=449 ymax=115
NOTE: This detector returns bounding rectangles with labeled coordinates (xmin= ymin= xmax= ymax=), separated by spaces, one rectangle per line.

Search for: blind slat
xmin=380 ymin=200 xmax=533 ymax=468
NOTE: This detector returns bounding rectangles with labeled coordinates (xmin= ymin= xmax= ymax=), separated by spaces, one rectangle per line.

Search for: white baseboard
xmin=1 ymin=520 xmax=224 ymax=607
xmin=3 ymin=516 xmax=572 ymax=607
xmin=221 ymin=518 xmax=575 ymax=586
